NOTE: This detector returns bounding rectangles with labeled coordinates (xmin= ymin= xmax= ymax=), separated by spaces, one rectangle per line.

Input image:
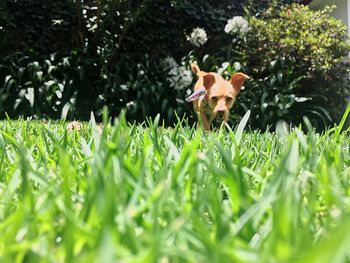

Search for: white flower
xmin=186 ymin=27 xmax=208 ymax=47
xmin=161 ymin=57 xmax=178 ymax=70
xmin=224 ymin=16 xmax=249 ymax=35
xmin=161 ymin=57 xmax=193 ymax=90
xmin=176 ymin=66 xmax=193 ymax=88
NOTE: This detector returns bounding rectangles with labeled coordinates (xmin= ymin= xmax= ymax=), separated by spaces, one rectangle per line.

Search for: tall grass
xmin=1 ymin=109 xmax=350 ymax=262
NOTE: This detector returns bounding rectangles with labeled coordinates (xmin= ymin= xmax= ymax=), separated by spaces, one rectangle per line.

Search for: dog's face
xmin=188 ymin=63 xmax=249 ymax=130
xmin=208 ymin=80 xmax=236 ymax=124
xmin=204 ymin=72 xmax=249 ymax=125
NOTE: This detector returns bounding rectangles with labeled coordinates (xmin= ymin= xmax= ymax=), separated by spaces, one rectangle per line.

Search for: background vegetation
xmin=225 ymin=3 xmax=350 ymax=130
xmin=0 ymin=0 xmax=349 ymax=130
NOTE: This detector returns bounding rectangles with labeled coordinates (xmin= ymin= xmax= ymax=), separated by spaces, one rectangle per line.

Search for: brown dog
xmin=187 ymin=63 xmax=249 ymax=130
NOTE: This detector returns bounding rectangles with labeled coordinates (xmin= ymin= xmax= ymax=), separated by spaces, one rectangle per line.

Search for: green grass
xmin=1 ymin=110 xmax=350 ymax=263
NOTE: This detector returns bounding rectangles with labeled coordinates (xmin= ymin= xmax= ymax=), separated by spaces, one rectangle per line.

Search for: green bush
xmin=98 ymin=55 xmax=193 ymax=125
xmin=225 ymin=3 xmax=350 ymax=130
xmin=1 ymin=0 xmax=246 ymax=61
xmin=0 ymin=51 xmax=81 ymax=119
xmin=0 ymin=52 xmax=195 ymax=124
xmin=1 ymin=0 xmax=76 ymax=56
xmin=246 ymin=4 xmax=349 ymax=76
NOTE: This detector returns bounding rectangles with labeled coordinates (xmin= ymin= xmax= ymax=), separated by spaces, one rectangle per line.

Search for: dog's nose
xmin=217 ymin=110 xmax=225 ymax=119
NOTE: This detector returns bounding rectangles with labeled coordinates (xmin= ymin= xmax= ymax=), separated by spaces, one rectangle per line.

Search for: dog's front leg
xmin=199 ymin=112 xmax=211 ymax=130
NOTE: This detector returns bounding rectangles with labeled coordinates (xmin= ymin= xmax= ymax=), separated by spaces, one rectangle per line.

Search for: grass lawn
xmin=1 ymin=110 xmax=350 ymax=262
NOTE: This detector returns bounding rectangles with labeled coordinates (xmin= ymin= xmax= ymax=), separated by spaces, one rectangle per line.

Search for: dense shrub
xmin=224 ymin=3 xmax=350 ymax=130
xmin=0 ymin=51 xmax=196 ymax=124
xmin=0 ymin=51 xmax=81 ymax=119
xmin=0 ymin=0 xmax=246 ymax=61
xmin=1 ymin=0 xmax=77 ymax=56
xmin=97 ymin=55 xmax=194 ymax=125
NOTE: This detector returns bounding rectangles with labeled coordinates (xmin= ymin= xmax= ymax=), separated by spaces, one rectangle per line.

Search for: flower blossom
xmin=224 ymin=16 xmax=249 ymax=35
xmin=186 ymin=27 xmax=208 ymax=47
xmin=162 ymin=57 xmax=193 ymax=90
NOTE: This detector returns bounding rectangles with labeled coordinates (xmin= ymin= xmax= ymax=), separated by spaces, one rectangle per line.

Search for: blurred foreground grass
xmin=1 ymin=110 xmax=350 ymax=262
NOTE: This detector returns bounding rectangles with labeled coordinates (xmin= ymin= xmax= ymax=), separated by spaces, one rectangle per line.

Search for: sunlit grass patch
xmin=1 ymin=109 xmax=350 ymax=262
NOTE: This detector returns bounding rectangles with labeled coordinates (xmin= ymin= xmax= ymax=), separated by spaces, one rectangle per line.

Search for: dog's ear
xmin=230 ymin=72 xmax=249 ymax=93
xmin=203 ymin=74 xmax=215 ymax=90
xmin=191 ymin=63 xmax=200 ymax=75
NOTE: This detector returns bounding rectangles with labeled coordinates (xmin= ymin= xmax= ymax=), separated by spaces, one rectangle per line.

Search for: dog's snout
xmin=217 ymin=110 xmax=225 ymax=118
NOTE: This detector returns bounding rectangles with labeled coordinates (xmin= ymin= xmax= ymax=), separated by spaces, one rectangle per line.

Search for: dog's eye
xmin=211 ymin=96 xmax=218 ymax=102
xmin=226 ymin=97 xmax=233 ymax=103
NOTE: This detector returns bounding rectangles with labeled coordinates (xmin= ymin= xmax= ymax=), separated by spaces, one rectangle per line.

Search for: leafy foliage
xmin=1 ymin=0 xmax=76 ymax=56
xmin=246 ymin=4 xmax=349 ymax=76
xmin=1 ymin=110 xmax=350 ymax=260
xmin=0 ymin=51 xmax=81 ymax=119
xmin=227 ymin=3 xmax=350 ymax=130
xmin=98 ymin=55 xmax=193 ymax=124
xmin=119 ymin=0 xmax=247 ymax=60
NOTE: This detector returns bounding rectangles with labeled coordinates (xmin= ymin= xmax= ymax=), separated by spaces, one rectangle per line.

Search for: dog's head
xmin=202 ymin=72 xmax=249 ymax=124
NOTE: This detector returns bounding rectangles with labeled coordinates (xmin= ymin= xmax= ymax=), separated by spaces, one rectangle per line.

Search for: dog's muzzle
xmin=216 ymin=111 xmax=225 ymax=122
xmin=212 ymin=111 xmax=225 ymax=128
